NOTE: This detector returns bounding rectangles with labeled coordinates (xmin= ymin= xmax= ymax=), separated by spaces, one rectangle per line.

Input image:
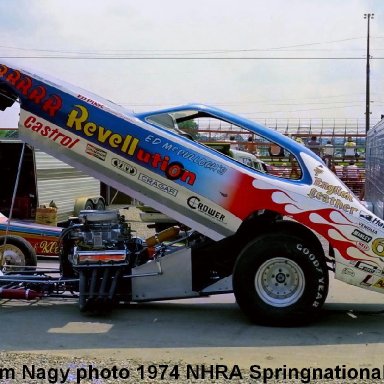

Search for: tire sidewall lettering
xmin=296 ymin=243 xmax=326 ymax=307
xmin=297 ymin=243 xmax=322 ymax=270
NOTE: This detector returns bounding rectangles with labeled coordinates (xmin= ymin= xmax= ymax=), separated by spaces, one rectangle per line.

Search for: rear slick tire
xmin=233 ymin=233 xmax=328 ymax=326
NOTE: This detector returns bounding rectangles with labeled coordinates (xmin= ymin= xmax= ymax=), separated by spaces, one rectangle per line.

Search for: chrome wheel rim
xmin=255 ymin=257 xmax=305 ymax=307
xmin=0 ymin=244 xmax=25 ymax=268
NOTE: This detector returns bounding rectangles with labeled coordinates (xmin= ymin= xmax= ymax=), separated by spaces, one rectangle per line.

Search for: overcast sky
xmin=1 ymin=0 xmax=383 ymax=128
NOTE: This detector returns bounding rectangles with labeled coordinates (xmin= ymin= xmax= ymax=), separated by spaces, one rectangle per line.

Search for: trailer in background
xmin=365 ymin=117 xmax=384 ymax=218
xmin=0 ymin=130 xmax=103 ymax=223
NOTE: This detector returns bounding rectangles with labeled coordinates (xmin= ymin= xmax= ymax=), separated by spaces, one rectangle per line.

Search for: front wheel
xmin=0 ymin=235 xmax=37 ymax=270
xmin=233 ymin=233 xmax=328 ymax=326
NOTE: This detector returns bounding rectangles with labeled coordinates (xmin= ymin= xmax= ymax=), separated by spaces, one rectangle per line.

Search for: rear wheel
xmin=233 ymin=233 xmax=328 ymax=326
xmin=95 ymin=198 xmax=106 ymax=211
xmin=83 ymin=199 xmax=94 ymax=210
xmin=0 ymin=235 xmax=37 ymax=270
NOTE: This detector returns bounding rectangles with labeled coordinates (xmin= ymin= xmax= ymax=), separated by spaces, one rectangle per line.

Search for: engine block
xmin=63 ymin=210 xmax=146 ymax=267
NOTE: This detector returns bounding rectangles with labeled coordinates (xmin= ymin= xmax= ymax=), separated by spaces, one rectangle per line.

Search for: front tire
xmin=0 ymin=235 xmax=37 ymax=269
xmin=233 ymin=233 xmax=328 ymax=326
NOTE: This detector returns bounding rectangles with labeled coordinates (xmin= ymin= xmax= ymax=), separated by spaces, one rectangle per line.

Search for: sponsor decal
xmin=352 ymin=229 xmax=372 ymax=243
xmin=145 ymin=136 xmax=227 ymax=175
xmin=136 ymin=150 xmax=196 ymax=185
xmin=37 ymin=240 xmax=59 ymax=255
xmin=360 ymin=274 xmax=373 ymax=287
xmin=313 ymin=177 xmax=353 ymax=202
xmin=359 ymin=211 xmax=384 ymax=229
xmin=187 ymin=196 xmax=226 ymax=223
xmin=111 ymin=158 xmax=137 ymax=176
xmin=0 ymin=64 xmax=62 ymax=117
xmin=86 ymin=143 xmax=106 ymax=161
xmin=66 ymin=105 xmax=196 ymax=186
xmin=356 ymin=242 xmax=370 ymax=252
xmin=313 ymin=167 xmax=324 ymax=176
xmin=342 ymin=267 xmax=355 ymax=277
xmin=77 ymin=94 xmax=104 ymax=109
xmin=372 ymin=238 xmax=384 ymax=257
xmin=373 ymin=278 xmax=384 ymax=289
xmin=161 ymin=141 xmax=227 ymax=175
xmin=354 ymin=260 xmax=377 ymax=274
xmin=138 ymin=173 xmax=178 ymax=197
xmin=307 ymin=188 xmax=358 ymax=215
xmin=23 ymin=115 xmax=79 ymax=148
xmin=67 ymin=105 xmax=139 ymax=156
xmin=358 ymin=222 xmax=377 ymax=234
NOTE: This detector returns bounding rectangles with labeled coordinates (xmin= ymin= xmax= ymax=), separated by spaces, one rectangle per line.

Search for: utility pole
xmin=364 ymin=13 xmax=374 ymax=133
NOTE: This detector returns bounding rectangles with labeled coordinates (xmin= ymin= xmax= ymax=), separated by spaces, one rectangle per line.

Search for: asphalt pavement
xmin=1 ymin=262 xmax=384 ymax=372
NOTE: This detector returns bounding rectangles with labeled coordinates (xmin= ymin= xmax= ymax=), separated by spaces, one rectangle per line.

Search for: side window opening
xmin=146 ymin=110 xmax=302 ymax=180
xmin=146 ymin=112 xmax=196 ymax=140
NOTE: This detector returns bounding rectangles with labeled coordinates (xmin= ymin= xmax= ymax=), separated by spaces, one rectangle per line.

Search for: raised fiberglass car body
xmin=1 ymin=59 xmax=384 ymax=325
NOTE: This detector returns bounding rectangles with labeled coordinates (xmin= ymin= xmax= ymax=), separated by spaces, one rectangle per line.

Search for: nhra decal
xmin=23 ymin=115 xmax=79 ymax=148
xmin=187 ymin=196 xmax=226 ymax=223
xmin=111 ymin=158 xmax=137 ymax=176
xmin=352 ymin=229 xmax=372 ymax=243
xmin=138 ymin=173 xmax=178 ymax=197
xmin=86 ymin=143 xmax=106 ymax=161
xmin=0 ymin=64 xmax=62 ymax=117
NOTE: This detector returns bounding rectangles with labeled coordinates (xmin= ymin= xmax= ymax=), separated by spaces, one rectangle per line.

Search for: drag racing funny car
xmin=0 ymin=59 xmax=382 ymax=326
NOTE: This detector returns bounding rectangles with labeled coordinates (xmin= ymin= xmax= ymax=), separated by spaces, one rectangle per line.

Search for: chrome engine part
xmin=62 ymin=210 xmax=148 ymax=268
xmin=59 ymin=210 xmax=148 ymax=311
